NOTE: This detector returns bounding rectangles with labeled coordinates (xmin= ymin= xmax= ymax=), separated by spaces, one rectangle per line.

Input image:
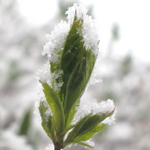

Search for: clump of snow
xmin=72 ymin=99 xmax=115 ymax=125
xmin=66 ymin=4 xmax=88 ymax=24
xmin=42 ymin=21 xmax=70 ymax=64
xmin=102 ymin=108 xmax=117 ymax=125
xmin=35 ymin=62 xmax=51 ymax=86
xmin=81 ymin=15 xmax=100 ymax=55
xmin=66 ymin=4 xmax=100 ymax=55
xmin=35 ymin=62 xmax=63 ymax=91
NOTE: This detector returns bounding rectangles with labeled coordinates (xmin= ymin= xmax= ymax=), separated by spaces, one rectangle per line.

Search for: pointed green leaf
xmin=64 ymin=56 xmax=86 ymax=115
xmin=74 ymin=123 xmax=105 ymax=142
xmin=39 ymin=101 xmax=55 ymax=140
xmin=64 ymin=114 xmax=91 ymax=145
xmin=78 ymin=109 xmax=115 ymax=136
xmin=60 ymin=15 xmax=85 ymax=104
xmin=42 ymin=83 xmax=65 ymax=133
xmin=64 ymin=109 xmax=114 ymax=146
xmin=78 ymin=115 xmax=104 ymax=135
xmin=64 ymin=51 xmax=96 ymax=120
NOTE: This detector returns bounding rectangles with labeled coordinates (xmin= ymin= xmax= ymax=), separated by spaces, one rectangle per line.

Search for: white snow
xmin=66 ymin=4 xmax=88 ymax=24
xmin=72 ymin=99 xmax=116 ymax=125
xmin=35 ymin=62 xmax=51 ymax=86
xmin=42 ymin=21 xmax=70 ymax=63
xmin=66 ymin=4 xmax=100 ymax=55
xmin=35 ymin=62 xmax=64 ymax=91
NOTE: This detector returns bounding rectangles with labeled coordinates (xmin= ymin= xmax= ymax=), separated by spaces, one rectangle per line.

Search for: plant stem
xmin=54 ymin=143 xmax=61 ymax=150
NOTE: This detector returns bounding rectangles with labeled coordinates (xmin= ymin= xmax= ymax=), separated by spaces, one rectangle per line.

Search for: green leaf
xmin=42 ymin=83 xmax=65 ymax=134
xmin=39 ymin=101 xmax=54 ymax=140
xmin=74 ymin=123 xmax=105 ymax=142
xmin=64 ymin=50 xmax=96 ymax=118
xmin=65 ymin=108 xmax=114 ymax=145
xmin=64 ymin=56 xmax=86 ymax=116
xmin=64 ymin=114 xmax=91 ymax=145
xmin=63 ymin=110 xmax=113 ymax=147
xmin=78 ymin=109 xmax=115 ymax=136
xmin=60 ymin=15 xmax=85 ymax=104
xmin=77 ymin=115 xmax=104 ymax=135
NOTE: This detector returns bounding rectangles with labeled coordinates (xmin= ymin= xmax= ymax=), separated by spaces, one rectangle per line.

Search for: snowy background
xmin=0 ymin=0 xmax=150 ymax=150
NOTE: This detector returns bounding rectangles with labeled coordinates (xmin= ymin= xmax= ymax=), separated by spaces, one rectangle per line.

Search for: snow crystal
xmin=35 ymin=62 xmax=52 ymax=86
xmin=81 ymin=15 xmax=100 ymax=55
xmin=72 ymin=99 xmax=115 ymax=125
xmin=66 ymin=4 xmax=100 ymax=55
xmin=42 ymin=21 xmax=70 ymax=63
